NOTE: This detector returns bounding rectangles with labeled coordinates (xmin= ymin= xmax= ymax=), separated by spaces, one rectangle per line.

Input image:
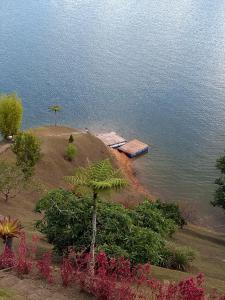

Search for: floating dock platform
xmin=97 ymin=132 xmax=127 ymax=148
xmin=118 ymin=139 xmax=149 ymax=158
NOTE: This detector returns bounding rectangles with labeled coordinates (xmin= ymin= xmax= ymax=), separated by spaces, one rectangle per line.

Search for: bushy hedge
xmin=35 ymin=189 xmax=192 ymax=268
xmin=65 ymin=144 xmax=77 ymax=161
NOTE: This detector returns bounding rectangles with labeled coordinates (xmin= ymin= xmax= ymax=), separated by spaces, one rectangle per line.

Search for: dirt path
xmin=0 ymin=143 xmax=10 ymax=155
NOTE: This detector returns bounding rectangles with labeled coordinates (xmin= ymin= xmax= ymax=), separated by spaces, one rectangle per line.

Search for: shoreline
xmin=110 ymin=148 xmax=156 ymax=200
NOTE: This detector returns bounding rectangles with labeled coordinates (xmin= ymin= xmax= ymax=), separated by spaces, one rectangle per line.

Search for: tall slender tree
xmin=65 ymin=159 xmax=127 ymax=274
xmin=48 ymin=105 xmax=62 ymax=127
xmin=0 ymin=93 xmax=23 ymax=139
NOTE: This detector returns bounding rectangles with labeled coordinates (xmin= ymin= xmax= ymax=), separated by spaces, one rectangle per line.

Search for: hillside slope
xmin=0 ymin=126 xmax=224 ymax=295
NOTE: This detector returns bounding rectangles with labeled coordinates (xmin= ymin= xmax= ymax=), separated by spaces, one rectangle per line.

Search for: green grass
xmin=152 ymin=224 xmax=225 ymax=293
xmin=0 ymin=288 xmax=12 ymax=299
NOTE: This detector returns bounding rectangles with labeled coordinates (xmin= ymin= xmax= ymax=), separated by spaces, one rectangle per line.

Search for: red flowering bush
xmin=36 ymin=252 xmax=53 ymax=283
xmin=58 ymin=251 xmax=225 ymax=300
xmin=0 ymin=234 xmax=225 ymax=300
xmin=15 ymin=232 xmax=32 ymax=275
xmin=0 ymin=246 xmax=16 ymax=269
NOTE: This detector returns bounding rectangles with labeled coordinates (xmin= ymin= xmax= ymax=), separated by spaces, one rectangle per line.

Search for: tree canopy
xmin=212 ymin=153 xmax=225 ymax=211
xmin=12 ymin=131 xmax=41 ymax=178
xmin=0 ymin=93 xmax=23 ymax=138
xmin=0 ymin=161 xmax=26 ymax=202
xmin=35 ymin=189 xmax=192 ymax=270
xmin=48 ymin=105 xmax=62 ymax=126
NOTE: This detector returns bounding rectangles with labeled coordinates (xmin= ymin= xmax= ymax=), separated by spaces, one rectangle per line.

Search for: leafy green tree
xmin=48 ymin=105 xmax=62 ymax=126
xmin=129 ymin=200 xmax=178 ymax=237
xmin=12 ymin=131 xmax=41 ymax=178
xmin=65 ymin=144 xmax=77 ymax=161
xmin=65 ymin=159 xmax=127 ymax=274
xmin=35 ymin=189 xmax=193 ymax=269
xmin=35 ymin=189 xmax=164 ymax=264
xmin=0 ymin=93 xmax=23 ymax=139
xmin=0 ymin=161 xmax=26 ymax=202
xmin=212 ymin=153 xmax=225 ymax=211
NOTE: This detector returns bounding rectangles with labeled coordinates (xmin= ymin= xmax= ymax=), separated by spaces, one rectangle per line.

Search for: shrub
xmin=36 ymin=252 xmax=53 ymax=283
xmin=0 ymin=93 xmax=23 ymax=139
xmin=130 ymin=200 xmax=178 ymax=237
xmin=0 ymin=162 xmax=26 ymax=202
xmin=15 ymin=232 xmax=32 ymax=275
xmin=65 ymin=144 xmax=77 ymax=161
xmin=152 ymin=199 xmax=186 ymax=228
xmin=163 ymin=243 xmax=196 ymax=271
xmin=0 ymin=235 xmax=224 ymax=299
xmin=68 ymin=134 xmax=74 ymax=143
xmin=12 ymin=131 xmax=41 ymax=178
xmin=0 ymin=246 xmax=15 ymax=269
xmin=35 ymin=189 xmax=181 ymax=267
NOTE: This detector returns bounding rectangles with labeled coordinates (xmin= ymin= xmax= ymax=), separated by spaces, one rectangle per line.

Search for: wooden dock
xmin=97 ymin=131 xmax=149 ymax=158
xmin=118 ymin=139 xmax=149 ymax=158
xmin=97 ymin=132 xmax=127 ymax=148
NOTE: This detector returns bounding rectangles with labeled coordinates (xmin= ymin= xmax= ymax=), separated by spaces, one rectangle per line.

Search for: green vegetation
xmin=129 ymin=199 xmax=178 ymax=237
xmin=48 ymin=105 xmax=62 ymax=127
xmin=0 ymin=216 xmax=22 ymax=249
xmin=68 ymin=134 xmax=74 ymax=143
xmin=0 ymin=288 xmax=11 ymax=299
xmin=0 ymin=93 xmax=23 ymax=139
xmin=153 ymin=199 xmax=186 ymax=228
xmin=0 ymin=125 xmax=224 ymax=295
xmin=65 ymin=159 xmax=127 ymax=273
xmin=212 ymin=152 xmax=225 ymax=211
xmin=163 ymin=242 xmax=196 ymax=271
xmin=65 ymin=144 xmax=77 ymax=161
xmin=12 ymin=131 xmax=41 ymax=178
xmin=35 ymin=189 xmax=194 ymax=270
xmin=0 ymin=161 xmax=26 ymax=202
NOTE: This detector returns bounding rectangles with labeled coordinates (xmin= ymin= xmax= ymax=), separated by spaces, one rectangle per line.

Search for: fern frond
xmin=65 ymin=159 xmax=127 ymax=193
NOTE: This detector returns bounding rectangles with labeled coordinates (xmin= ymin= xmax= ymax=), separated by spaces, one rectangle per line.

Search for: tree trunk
xmin=4 ymin=236 xmax=13 ymax=250
xmin=55 ymin=111 xmax=57 ymax=127
xmin=89 ymin=191 xmax=97 ymax=276
xmin=5 ymin=193 xmax=9 ymax=203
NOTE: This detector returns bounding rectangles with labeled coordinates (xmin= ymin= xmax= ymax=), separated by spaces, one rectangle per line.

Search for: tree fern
xmin=65 ymin=159 xmax=127 ymax=275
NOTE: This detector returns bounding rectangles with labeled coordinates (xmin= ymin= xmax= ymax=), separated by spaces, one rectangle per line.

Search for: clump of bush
xmin=12 ymin=131 xmax=41 ymax=178
xmin=35 ymin=189 xmax=192 ymax=270
xmin=65 ymin=144 xmax=77 ymax=161
xmin=68 ymin=134 xmax=74 ymax=143
xmin=1 ymin=234 xmax=222 ymax=300
xmin=152 ymin=199 xmax=186 ymax=228
xmin=163 ymin=242 xmax=196 ymax=271
xmin=0 ymin=93 xmax=23 ymax=139
xmin=129 ymin=200 xmax=178 ymax=237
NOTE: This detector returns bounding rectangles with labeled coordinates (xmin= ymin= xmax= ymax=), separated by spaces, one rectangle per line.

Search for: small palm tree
xmin=0 ymin=216 xmax=22 ymax=249
xmin=65 ymin=159 xmax=127 ymax=274
xmin=48 ymin=105 xmax=62 ymax=126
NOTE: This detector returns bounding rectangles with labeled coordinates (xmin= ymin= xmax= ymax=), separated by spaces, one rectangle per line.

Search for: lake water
xmin=1 ymin=0 xmax=225 ymax=229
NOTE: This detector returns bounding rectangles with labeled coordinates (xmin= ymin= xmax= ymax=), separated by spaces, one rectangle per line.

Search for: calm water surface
xmin=1 ymin=0 xmax=225 ymax=229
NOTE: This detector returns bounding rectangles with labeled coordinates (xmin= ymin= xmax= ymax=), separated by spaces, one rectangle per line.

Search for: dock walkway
xmin=97 ymin=132 xmax=149 ymax=158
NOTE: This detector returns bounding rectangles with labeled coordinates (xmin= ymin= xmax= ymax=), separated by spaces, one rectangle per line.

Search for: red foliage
xmin=0 ymin=234 xmax=225 ymax=300
xmin=0 ymin=246 xmax=15 ymax=269
xmin=60 ymin=257 xmax=74 ymax=286
xmin=36 ymin=252 xmax=53 ymax=283
xmin=59 ymin=251 xmax=225 ymax=300
xmin=15 ymin=232 xmax=32 ymax=275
